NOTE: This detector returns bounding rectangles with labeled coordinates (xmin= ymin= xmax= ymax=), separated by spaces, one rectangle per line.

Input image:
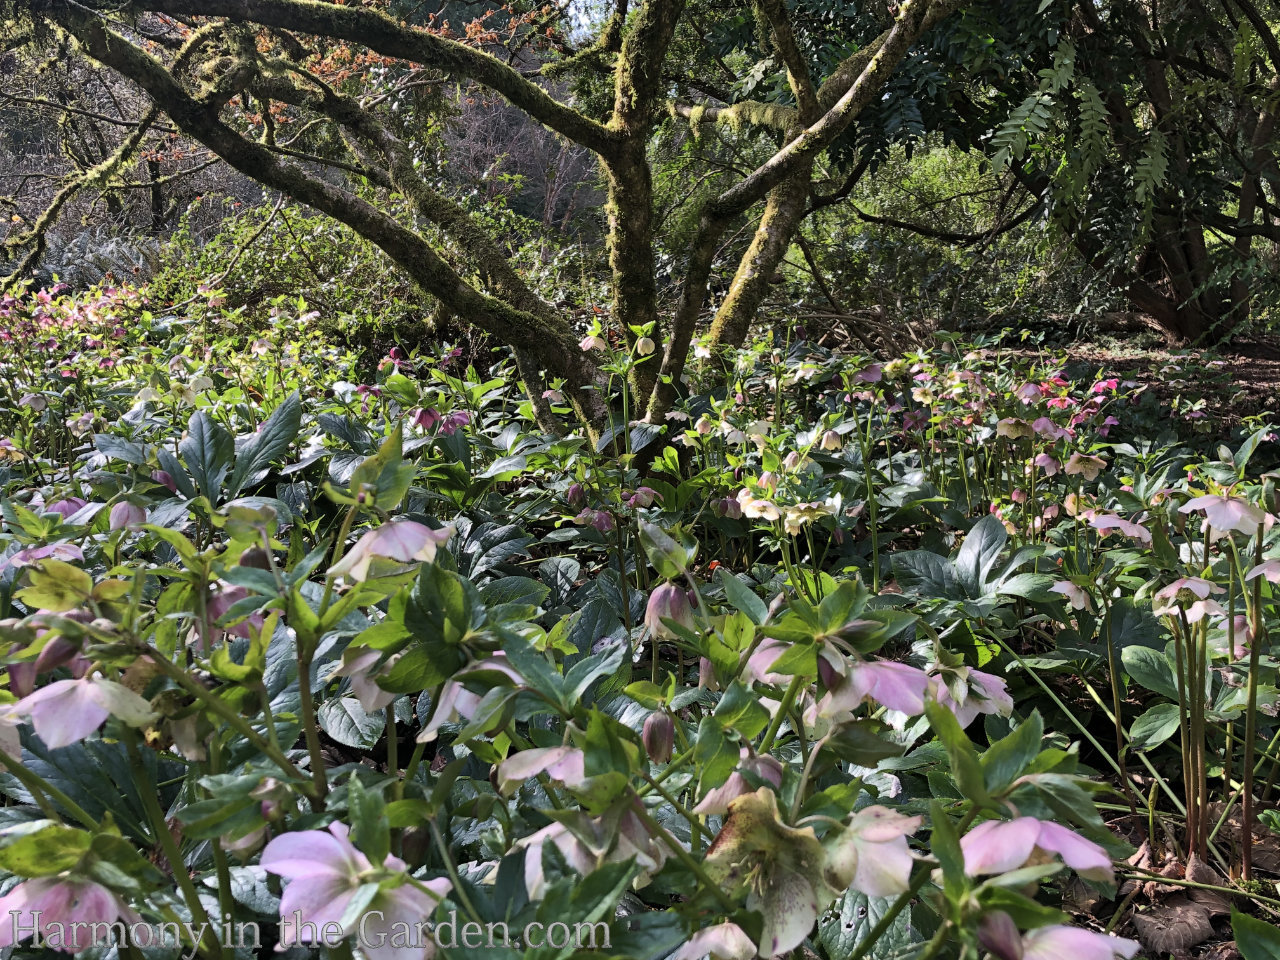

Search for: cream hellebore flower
xmin=1179 ymin=494 xmax=1268 ymax=536
xmin=636 ymin=336 xmax=656 ymax=355
xmin=328 ymin=520 xmax=452 ymax=582
xmin=783 ymin=501 xmax=833 ymax=536
xmin=669 ymin=923 xmax=757 ymax=960
xmin=823 ymin=805 xmax=922 ymax=897
xmin=996 ymin=418 xmax=1033 ymax=440
xmin=737 ymin=489 xmax=781 ymax=523
xmin=1050 ymin=581 xmax=1092 ymax=612
xmin=1063 ymin=453 xmax=1107 ymax=481
xmin=704 ymin=787 xmax=831 ymax=957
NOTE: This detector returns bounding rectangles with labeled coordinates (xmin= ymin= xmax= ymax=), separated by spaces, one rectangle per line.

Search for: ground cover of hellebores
xmin=0 ymin=283 xmax=1278 ymax=960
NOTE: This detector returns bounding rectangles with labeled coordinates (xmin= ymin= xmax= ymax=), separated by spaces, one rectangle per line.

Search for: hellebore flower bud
xmin=151 ymin=470 xmax=178 ymax=493
xmin=566 ymin=483 xmax=586 ymax=509
xmin=642 ymin=712 xmax=675 ymax=763
xmin=977 ymin=912 xmax=1023 ymax=960
xmin=699 ymin=656 xmax=719 ymax=691
xmin=645 ymin=583 xmax=694 ymax=640
xmin=109 ymin=501 xmax=145 ymax=530
xmin=239 ymin=547 xmax=272 ymax=570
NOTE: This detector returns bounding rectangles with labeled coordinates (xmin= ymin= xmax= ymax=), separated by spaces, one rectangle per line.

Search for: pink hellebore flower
xmin=1022 ymin=926 xmax=1139 ymax=960
xmin=669 ymin=922 xmax=756 ymax=960
xmin=1246 ymin=559 xmax=1280 ymax=584
xmin=109 ymin=501 xmax=146 ymax=530
xmin=1031 ymin=417 xmax=1069 ymax=441
xmin=824 ymin=805 xmax=922 ymax=897
xmin=417 ymin=654 xmax=522 ymax=743
xmin=1089 ymin=514 xmax=1152 ymax=544
xmin=824 ymin=659 xmax=933 ymax=718
xmin=0 ymin=877 xmax=139 ymax=952
xmin=495 ymin=746 xmax=586 ymax=795
xmin=329 ymin=521 xmax=452 ymax=582
xmin=1179 ymin=494 xmax=1268 ymax=536
xmin=15 ymin=676 xmax=155 ymax=749
xmin=2 ymin=543 xmax=84 ymax=571
xmin=694 ymin=748 xmax=784 ymax=815
xmin=575 ymin=507 xmax=615 ymax=533
xmin=410 ymin=408 xmax=441 ymax=432
xmin=205 ymin=583 xmax=266 ymax=642
xmin=579 ymin=335 xmax=606 ymax=352
xmin=1015 ymin=383 xmax=1042 ymax=403
xmin=961 ymin=817 xmax=1114 ymax=882
xmin=646 ymin=583 xmax=695 ymax=640
xmin=439 ymin=411 xmax=471 ymax=436
xmin=43 ymin=498 xmax=86 ymax=520
xmin=331 ymin=648 xmax=398 ymax=714
xmin=934 ymin=668 xmax=1014 ymax=729
xmin=626 ymin=486 xmax=660 ymax=509
xmin=1033 ymin=454 xmax=1061 ymax=476
xmin=1064 ymin=453 xmax=1107 ymax=481
xmin=1153 ymin=578 xmax=1225 ymax=619
xmin=262 ymin=822 xmax=451 ymax=960
xmin=151 ymin=470 xmax=178 ymax=493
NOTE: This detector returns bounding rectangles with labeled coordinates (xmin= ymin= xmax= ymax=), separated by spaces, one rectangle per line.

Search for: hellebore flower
xmin=669 ymin=923 xmax=757 ymax=960
xmin=150 ymin=470 xmax=178 ymax=493
xmin=14 ymin=676 xmax=156 ymax=749
xmin=1 ymin=543 xmax=84 ymax=571
xmin=417 ymin=654 xmax=522 ymax=743
xmin=933 ymin=667 xmax=1014 ymax=729
xmin=108 ymin=501 xmax=146 ymax=530
xmin=704 ymin=788 xmax=830 ymax=956
xmin=1153 ymin=578 xmax=1225 ymax=620
xmin=643 ymin=711 xmax=675 ymax=763
xmin=328 ymin=520 xmax=452 ymax=582
xmin=579 ymin=335 xmax=606 ymax=352
xmin=1246 ymin=559 xmax=1280 ymax=584
xmin=783 ymin=501 xmax=833 ymax=536
xmin=330 ymin=647 xmax=399 ymax=714
xmin=1064 ymin=453 xmax=1107 ymax=481
xmin=636 ymin=336 xmax=656 ymax=355
xmin=0 ymin=876 xmax=139 ymax=952
xmin=961 ymin=817 xmax=1114 ymax=882
xmin=203 ymin=583 xmax=266 ymax=643
xmin=43 ymin=498 xmax=86 ymax=520
xmin=737 ymin=489 xmax=781 ymax=522
xmin=823 ymin=805 xmax=922 ymax=897
xmin=1033 ymin=453 xmax=1061 ymax=476
xmin=996 ymin=418 xmax=1033 ymax=440
xmin=1050 ymin=581 xmax=1092 ymax=612
xmin=820 ymin=429 xmax=842 ymax=451
xmin=262 ymin=822 xmax=451 ymax=960
xmin=815 ymin=657 xmax=933 ymax=724
xmin=627 ymin=486 xmax=660 ymax=509
xmin=516 ymin=802 xmax=668 ymax=900
xmin=1022 ymin=926 xmax=1140 ymax=960
xmin=1179 ymin=494 xmax=1268 ymax=536
xmin=410 ymin=408 xmax=441 ymax=432
xmin=645 ymin=583 xmax=695 ymax=640
xmin=1089 ymin=514 xmax=1152 ymax=544
xmin=565 ymin=483 xmax=587 ymax=508
xmin=694 ymin=748 xmax=784 ymax=815
xmin=495 ymin=746 xmax=586 ymax=795
xmin=575 ymin=507 xmax=615 ymax=533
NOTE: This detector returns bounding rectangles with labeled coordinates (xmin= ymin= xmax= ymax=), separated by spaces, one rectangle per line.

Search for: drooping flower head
xmin=329 ymin=520 xmax=452 ymax=582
